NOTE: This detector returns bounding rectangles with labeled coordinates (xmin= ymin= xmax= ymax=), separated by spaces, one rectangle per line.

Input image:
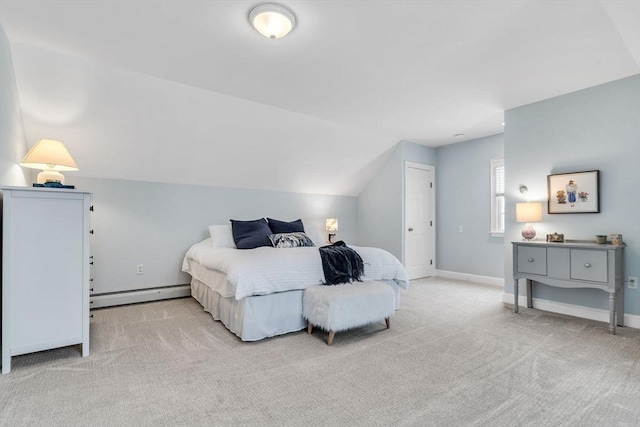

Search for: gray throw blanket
xmin=318 ymin=241 xmax=365 ymax=285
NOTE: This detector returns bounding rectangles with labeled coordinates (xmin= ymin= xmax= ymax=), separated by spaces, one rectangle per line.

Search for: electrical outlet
xmin=628 ymin=277 xmax=638 ymax=289
xmin=458 ymin=225 xmax=463 ymax=233
xmin=137 ymin=264 xmax=144 ymax=275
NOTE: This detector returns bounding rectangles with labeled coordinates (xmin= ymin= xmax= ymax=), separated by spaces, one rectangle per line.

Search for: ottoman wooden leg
xmin=385 ymin=317 xmax=390 ymax=329
xmin=307 ymin=323 xmax=313 ymax=334
xmin=327 ymin=330 xmax=335 ymax=346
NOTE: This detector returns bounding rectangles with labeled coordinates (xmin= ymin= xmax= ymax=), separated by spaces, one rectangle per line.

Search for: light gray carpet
xmin=1 ymin=278 xmax=638 ymax=426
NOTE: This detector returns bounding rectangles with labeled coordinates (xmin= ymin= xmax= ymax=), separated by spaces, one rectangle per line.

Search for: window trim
xmin=490 ymin=158 xmax=505 ymax=237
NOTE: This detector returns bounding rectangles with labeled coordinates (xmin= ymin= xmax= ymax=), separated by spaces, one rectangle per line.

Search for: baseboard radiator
xmin=91 ymin=284 xmax=191 ymax=308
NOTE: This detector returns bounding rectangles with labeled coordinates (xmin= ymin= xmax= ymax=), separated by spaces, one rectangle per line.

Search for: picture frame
xmin=547 ymin=170 xmax=599 ymax=214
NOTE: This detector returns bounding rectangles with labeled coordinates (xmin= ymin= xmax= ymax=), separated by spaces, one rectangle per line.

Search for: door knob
xmin=408 ymin=227 xmax=414 ymax=232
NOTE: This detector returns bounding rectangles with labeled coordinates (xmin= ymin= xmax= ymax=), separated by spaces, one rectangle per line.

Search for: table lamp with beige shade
xmin=516 ymin=202 xmax=542 ymax=240
xmin=20 ymin=139 xmax=79 ymax=185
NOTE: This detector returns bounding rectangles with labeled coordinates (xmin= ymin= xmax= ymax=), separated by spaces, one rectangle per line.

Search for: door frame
xmin=402 ymin=161 xmax=436 ymax=277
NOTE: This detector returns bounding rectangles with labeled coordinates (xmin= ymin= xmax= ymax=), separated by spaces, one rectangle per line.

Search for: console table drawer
xmin=517 ymin=247 xmax=547 ymax=275
xmin=571 ymin=250 xmax=607 ymax=283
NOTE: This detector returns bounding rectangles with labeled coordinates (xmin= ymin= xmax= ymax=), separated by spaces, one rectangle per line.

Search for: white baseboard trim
xmin=435 ymin=270 xmax=504 ymax=287
xmin=91 ymin=284 xmax=191 ymax=308
xmin=502 ymin=293 xmax=640 ymax=329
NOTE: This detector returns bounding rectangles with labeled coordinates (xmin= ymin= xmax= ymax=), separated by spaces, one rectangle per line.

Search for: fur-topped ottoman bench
xmin=302 ymin=281 xmax=395 ymax=346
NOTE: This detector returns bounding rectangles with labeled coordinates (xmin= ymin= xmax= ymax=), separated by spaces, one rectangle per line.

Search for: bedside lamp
xmin=20 ymin=139 xmax=79 ymax=184
xmin=326 ymin=218 xmax=338 ymax=243
xmin=516 ymin=202 xmax=542 ymax=240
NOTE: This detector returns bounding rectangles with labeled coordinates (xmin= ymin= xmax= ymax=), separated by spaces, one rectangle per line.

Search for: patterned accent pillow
xmin=269 ymin=232 xmax=315 ymax=248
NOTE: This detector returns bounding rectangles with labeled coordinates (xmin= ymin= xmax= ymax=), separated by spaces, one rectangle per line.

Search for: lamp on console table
xmin=516 ymin=202 xmax=542 ymax=240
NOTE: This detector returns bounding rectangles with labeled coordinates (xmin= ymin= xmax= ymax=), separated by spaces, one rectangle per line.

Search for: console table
xmin=512 ymin=240 xmax=625 ymax=334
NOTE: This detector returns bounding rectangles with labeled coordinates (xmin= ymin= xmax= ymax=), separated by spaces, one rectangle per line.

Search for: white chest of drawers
xmin=512 ymin=240 xmax=625 ymax=334
xmin=1 ymin=186 xmax=92 ymax=373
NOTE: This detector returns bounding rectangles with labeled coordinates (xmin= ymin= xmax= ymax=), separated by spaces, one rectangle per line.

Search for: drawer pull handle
xmin=585 ymin=263 xmax=591 ymax=268
xmin=527 ymin=258 xmax=534 ymax=262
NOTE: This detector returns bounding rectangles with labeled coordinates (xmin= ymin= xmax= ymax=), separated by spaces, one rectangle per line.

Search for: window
xmin=490 ymin=159 xmax=505 ymax=236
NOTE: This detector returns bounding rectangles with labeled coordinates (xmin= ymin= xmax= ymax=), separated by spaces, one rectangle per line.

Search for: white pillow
xmin=208 ymin=224 xmax=236 ymax=248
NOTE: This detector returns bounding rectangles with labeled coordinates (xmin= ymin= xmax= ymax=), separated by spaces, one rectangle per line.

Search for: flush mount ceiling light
xmin=249 ymin=3 xmax=296 ymax=39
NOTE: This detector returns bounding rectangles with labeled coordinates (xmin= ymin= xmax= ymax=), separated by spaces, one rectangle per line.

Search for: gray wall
xmin=0 ymin=24 xmax=29 ymax=187
xmin=66 ymin=176 xmax=358 ymax=294
xmin=357 ymin=144 xmax=403 ymax=259
xmin=436 ymin=134 xmax=505 ymax=278
xmin=357 ymin=140 xmax=437 ymax=262
xmin=504 ymin=75 xmax=640 ymax=316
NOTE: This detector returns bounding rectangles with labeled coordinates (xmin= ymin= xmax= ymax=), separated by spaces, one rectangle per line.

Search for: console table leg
xmin=608 ymin=293 xmax=616 ymax=335
xmin=514 ymin=279 xmax=519 ymax=314
xmin=616 ymin=288 xmax=625 ymax=327
xmin=526 ymin=279 xmax=533 ymax=308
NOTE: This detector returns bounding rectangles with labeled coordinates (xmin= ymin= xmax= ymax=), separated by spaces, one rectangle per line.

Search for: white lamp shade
xmin=20 ymin=139 xmax=79 ymax=172
xmin=516 ymin=202 xmax=542 ymax=223
xmin=250 ymin=4 xmax=296 ymax=39
xmin=326 ymin=218 xmax=339 ymax=232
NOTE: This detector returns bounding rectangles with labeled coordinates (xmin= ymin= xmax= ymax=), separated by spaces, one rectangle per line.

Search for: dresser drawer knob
xmin=585 ymin=263 xmax=591 ymax=268
xmin=527 ymin=258 xmax=534 ymax=262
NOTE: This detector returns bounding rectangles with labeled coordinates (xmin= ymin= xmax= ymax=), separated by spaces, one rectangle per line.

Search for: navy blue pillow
xmin=267 ymin=218 xmax=305 ymax=234
xmin=230 ymin=218 xmax=272 ymax=249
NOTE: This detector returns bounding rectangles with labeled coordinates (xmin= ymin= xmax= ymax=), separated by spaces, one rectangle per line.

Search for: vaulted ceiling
xmin=1 ymin=1 xmax=638 ymax=195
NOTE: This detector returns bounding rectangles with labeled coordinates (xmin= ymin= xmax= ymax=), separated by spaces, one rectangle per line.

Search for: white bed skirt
xmin=190 ymin=278 xmax=402 ymax=342
xmin=190 ymin=278 xmax=307 ymax=341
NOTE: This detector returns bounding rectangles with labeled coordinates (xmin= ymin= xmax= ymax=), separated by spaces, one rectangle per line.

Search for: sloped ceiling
xmin=1 ymin=0 xmax=638 ymax=196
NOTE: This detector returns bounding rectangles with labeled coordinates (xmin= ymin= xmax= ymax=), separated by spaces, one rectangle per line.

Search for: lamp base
xmin=37 ymin=170 xmax=65 ymax=184
xmin=521 ymin=223 xmax=536 ymax=240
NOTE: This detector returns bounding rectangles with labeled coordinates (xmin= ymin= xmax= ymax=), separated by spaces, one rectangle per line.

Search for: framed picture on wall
xmin=547 ymin=170 xmax=600 ymax=214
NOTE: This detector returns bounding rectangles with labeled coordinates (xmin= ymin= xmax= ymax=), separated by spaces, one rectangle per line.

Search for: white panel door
xmin=404 ymin=163 xmax=435 ymax=279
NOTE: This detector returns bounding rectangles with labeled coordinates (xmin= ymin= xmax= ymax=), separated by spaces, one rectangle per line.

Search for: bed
xmin=182 ymin=237 xmax=409 ymax=341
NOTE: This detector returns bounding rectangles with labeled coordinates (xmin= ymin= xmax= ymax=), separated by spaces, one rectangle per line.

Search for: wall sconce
xmin=249 ymin=3 xmax=296 ymax=39
xmin=516 ymin=202 xmax=542 ymax=240
xmin=326 ymin=218 xmax=338 ymax=243
xmin=20 ymin=139 xmax=79 ymax=184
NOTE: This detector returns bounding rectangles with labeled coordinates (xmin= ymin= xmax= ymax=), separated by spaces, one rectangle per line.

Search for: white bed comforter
xmin=182 ymin=239 xmax=409 ymax=300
